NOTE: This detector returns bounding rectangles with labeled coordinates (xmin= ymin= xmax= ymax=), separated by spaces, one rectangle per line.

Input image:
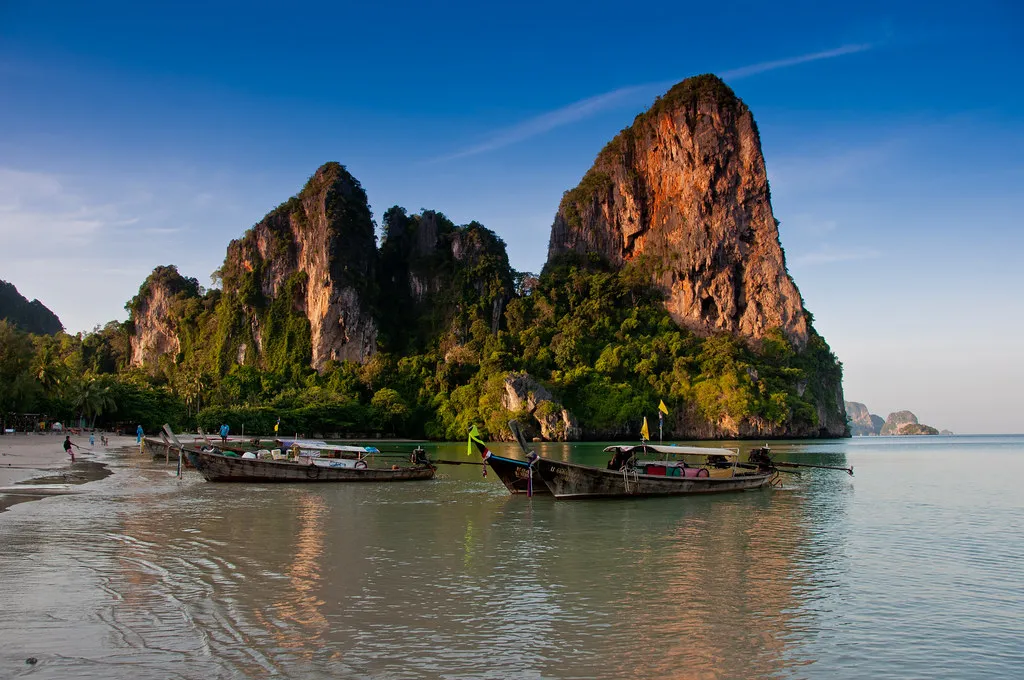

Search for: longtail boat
xmin=534 ymin=444 xmax=775 ymax=499
xmin=467 ymin=422 xmax=549 ymax=495
xmin=164 ymin=426 xmax=435 ymax=483
xmin=185 ymin=446 xmax=435 ymax=483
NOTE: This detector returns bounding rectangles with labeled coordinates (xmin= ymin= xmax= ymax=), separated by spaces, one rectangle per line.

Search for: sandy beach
xmin=0 ymin=432 xmax=140 ymax=487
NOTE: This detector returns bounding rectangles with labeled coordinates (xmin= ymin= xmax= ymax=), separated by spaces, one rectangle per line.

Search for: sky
xmin=1 ymin=1 xmax=1022 ymax=433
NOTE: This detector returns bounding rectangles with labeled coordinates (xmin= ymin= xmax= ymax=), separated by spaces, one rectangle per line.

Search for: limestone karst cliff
xmin=845 ymin=400 xmax=884 ymax=436
xmin=880 ymin=410 xmax=940 ymax=435
xmin=122 ymin=75 xmax=849 ymax=441
xmin=846 ymin=402 xmax=944 ymax=436
xmin=220 ymin=162 xmax=378 ymax=372
xmin=546 ymin=74 xmax=845 ymax=437
xmin=377 ymin=207 xmax=515 ymax=354
xmin=128 ymin=266 xmax=201 ymax=368
xmin=548 ymin=74 xmax=808 ymax=347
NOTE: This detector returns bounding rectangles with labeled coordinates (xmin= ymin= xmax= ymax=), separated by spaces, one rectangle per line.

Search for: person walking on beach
xmin=63 ymin=435 xmax=76 ymax=463
xmin=136 ymin=424 xmax=143 ymax=443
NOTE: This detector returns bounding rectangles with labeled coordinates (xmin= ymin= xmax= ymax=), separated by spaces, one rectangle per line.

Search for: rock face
xmin=128 ymin=266 xmax=200 ymax=368
xmin=128 ymin=165 xmax=519 ymax=380
xmin=547 ymin=74 xmax=808 ymax=347
xmin=665 ymin=399 xmax=844 ymax=440
xmin=845 ymin=404 xmax=943 ymax=436
xmin=377 ymin=207 xmax=515 ymax=353
xmin=881 ymin=410 xmax=918 ymax=435
xmin=222 ymin=163 xmax=378 ymax=371
xmin=501 ymin=372 xmax=581 ymax=441
xmin=846 ymin=401 xmax=884 ymax=436
xmin=880 ymin=410 xmax=941 ymax=435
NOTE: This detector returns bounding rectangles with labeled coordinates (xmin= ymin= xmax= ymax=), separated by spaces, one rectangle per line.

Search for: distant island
xmin=845 ymin=401 xmax=951 ymax=436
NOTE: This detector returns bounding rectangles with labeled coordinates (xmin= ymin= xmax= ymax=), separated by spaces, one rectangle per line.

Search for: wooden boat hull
xmin=185 ymin=448 xmax=435 ymax=483
xmin=485 ymin=454 xmax=549 ymax=495
xmin=535 ymin=458 xmax=772 ymax=499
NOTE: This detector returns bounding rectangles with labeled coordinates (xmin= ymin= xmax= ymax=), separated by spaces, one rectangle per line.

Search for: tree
xmin=72 ymin=378 xmax=118 ymax=429
xmin=371 ymin=388 xmax=408 ymax=433
xmin=0 ymin=321 xmax=39 ymax=426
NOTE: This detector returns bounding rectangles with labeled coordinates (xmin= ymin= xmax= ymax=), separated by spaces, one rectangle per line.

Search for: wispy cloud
xmin=435 ymin=43 xmax=873 ymax=162
xmin=719 ymin=43 xmax=872 ymax=80
xmin=769 ymin=139 xmax=899 ymax=195
xmin=0 ymin=168 xmax=118 ymax=245
xmin=432 ymin=84 xmax=661 ymax=163
xmin=790 ymin=246 xmax=881 ymax=266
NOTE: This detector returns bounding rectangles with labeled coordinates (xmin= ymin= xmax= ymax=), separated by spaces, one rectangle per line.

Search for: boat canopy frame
xmin=603 ymin=444 xmax=740 ymax=458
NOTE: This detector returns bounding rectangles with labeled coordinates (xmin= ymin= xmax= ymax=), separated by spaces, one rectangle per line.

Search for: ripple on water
xmin=0 ymin=440 xmax=1022 ymax=678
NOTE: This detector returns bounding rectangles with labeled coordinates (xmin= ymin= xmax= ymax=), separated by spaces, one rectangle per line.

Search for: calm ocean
xmin=1 ymin=435 xmax=1021 ymax=678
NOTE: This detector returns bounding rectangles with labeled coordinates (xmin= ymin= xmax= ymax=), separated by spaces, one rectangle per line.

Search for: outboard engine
xmin=749 ymin=447 xmax=773 ymax=471
xmin=606 ymin=448 xmax=633 ymax=471
xmin=411 ymin=447 xmax=431 ymax=466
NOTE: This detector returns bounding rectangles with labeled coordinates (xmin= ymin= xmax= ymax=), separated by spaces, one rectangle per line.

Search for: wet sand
xmin=0 ymin=433 xmax=139 ymax=512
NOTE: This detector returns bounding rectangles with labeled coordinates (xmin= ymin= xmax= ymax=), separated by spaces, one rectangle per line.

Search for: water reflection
xmin=263 ymin=491 xmax=330 ymax=659
xmin=4 ymin=438 xmax=1020 ymax=679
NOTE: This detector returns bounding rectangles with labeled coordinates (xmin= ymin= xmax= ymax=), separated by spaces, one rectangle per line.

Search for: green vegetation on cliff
xmin=0 ymin=243 xmax=842 ymax=441
xmin=0 ymin=280 xmax=63 ymax=335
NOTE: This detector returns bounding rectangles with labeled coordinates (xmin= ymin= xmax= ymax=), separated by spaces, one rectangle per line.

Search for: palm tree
xmin=33 ymin=344 xmax=67 ymax=393
xmin=172 ymin=368 xmax=206 ymax=419
xmin=73 ymin=378 xmax=118 ymax=429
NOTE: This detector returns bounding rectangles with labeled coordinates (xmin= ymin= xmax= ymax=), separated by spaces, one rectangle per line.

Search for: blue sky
xmin=1 ymin=1 xmax=1021 ymax=433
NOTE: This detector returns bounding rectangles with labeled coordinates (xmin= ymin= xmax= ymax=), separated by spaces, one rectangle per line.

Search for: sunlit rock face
xmin=225 ymin=162 xmax=378 ymax=371
xmin=547 ymin=74 xmax=808 ymax=347
xmin=129 ymin=269 xmax=185 ymax=368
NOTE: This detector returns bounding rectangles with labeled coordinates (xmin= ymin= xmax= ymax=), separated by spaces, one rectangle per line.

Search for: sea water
xmin=0 ymin=435 xmax=1021 ymax=678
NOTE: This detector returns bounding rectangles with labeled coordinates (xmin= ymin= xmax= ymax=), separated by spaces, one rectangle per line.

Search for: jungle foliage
xmin=0 ymin=229 xmax=843 ymax=442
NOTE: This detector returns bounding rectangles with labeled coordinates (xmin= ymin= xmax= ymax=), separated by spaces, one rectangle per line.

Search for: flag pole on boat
xmin=658 ymin=400 xmax=668 ymax=443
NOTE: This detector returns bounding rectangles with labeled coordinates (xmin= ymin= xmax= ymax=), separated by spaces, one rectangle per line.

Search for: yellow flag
xmin=658 ymin=400 xmax=669 ymax=415
xmin=641 ymin=417 xmax=650 ymax=441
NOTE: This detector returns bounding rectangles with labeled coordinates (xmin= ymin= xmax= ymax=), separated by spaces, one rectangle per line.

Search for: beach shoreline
xmin=0 ymin=432 xmax=140 ymax=488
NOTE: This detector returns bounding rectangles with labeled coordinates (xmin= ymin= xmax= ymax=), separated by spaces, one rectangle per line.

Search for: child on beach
xmin=63 ymin=436 xmax=76 ymax=463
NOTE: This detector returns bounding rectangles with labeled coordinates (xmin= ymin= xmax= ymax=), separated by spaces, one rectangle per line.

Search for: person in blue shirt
xmin=136 ymin=424 xmax=143 ymax=443
xmin=219 ymin=423 xmax=230 ymax=443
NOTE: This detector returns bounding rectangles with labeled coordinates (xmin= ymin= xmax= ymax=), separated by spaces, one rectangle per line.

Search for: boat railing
xmin=608 ymin=444 xmax=744 ymax=477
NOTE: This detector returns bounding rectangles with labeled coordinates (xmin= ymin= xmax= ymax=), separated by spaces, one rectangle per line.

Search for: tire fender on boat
xmin=306 ymin=464 xmax=321 ymax=479
xmin=355 ymin=460 xmax=368 ymax=470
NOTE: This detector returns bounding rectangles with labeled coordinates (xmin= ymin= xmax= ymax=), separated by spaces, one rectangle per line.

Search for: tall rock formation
xmin=880 ymin=410 xmax=939 ymax=435
xmin=377 ymin=207 xmax=515 ymax=353
xmin=221 ymin=162 xmax=378 ymax=371
xmin=547 ymin=74 xmax=807 ymax=347
xmin=846 ymin=401 xmax=884 ymax=436
xmin=881 ymin=410 xmax=918 ymax=434
xmin=128 ymin=266 xmax=200 ymax=368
